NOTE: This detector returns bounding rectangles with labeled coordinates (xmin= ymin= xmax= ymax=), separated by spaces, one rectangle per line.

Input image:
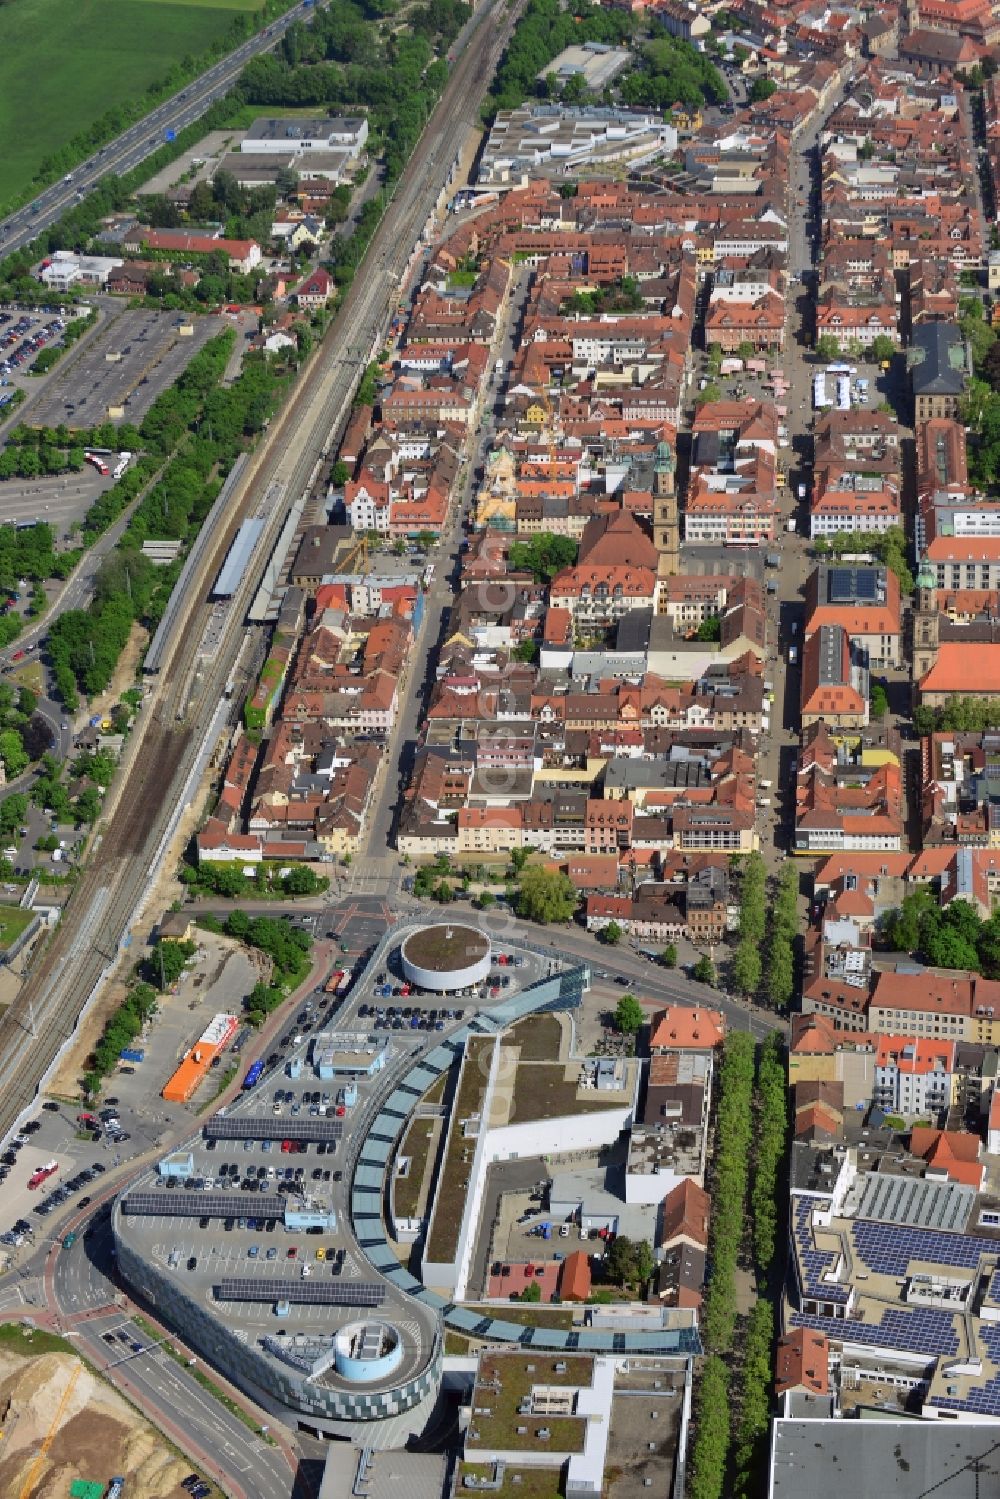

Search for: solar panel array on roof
xmin=214 ymin=1278 xmax=385 ymax=1307
xmin=793 ymin=1199 xmax=849 ymax=1304
xmin=851 ymin=1219 xmax=996 ymax=1278
xmin=122 ymin=1191 xmax=287 ymax=1219
xmin=930 ymin=1322 xmax=1000 ymax=1416
xmin=828 ymin=566 xmax=879 ymax=605
xmin=790 ymin=1305 xmax=960 ymax=1358
xmin=204 ymin=1116 xmax=344 ymax=1143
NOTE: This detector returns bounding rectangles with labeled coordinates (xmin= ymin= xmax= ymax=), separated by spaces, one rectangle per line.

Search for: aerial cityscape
xmin=4 ymin=0 xmax=1000 ymax=1496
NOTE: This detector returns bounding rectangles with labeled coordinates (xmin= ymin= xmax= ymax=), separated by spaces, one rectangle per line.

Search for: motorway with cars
xmin=0 ymin=0 xmax=317 ymax=259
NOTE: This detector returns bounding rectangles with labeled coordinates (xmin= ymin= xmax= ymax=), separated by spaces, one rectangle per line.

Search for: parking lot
xmin=0 ymin=1132 xmax=97 ymax=1248
xmin=0 ymin=306 xmax=67 ymax=389
xmin=0 ymin=468 xmax=111 ymax=538
xmin=114 ymin=1011 xmax=440 ymax=1395
xmin=26 ymin=309 xmax=225 ymax=431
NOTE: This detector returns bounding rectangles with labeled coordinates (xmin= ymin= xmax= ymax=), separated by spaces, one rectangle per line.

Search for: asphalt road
xmin=0 ymin=0 xmax=314 ymax=256
xmin=13 ymin=1187 xmax=302 ymax=1493
xmin=47 ymin=1209 xmax=299 ymax=1499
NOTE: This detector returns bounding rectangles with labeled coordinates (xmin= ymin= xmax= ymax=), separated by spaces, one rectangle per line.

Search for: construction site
xmin=0 ymin=1327 xmax=197 ymax=1498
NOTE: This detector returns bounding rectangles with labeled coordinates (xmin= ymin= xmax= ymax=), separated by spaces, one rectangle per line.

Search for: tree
xmin=512 ymin=640 xmax=539 ymax=664
xmin=518 ymin=1278 xmax=542 ymax=1302
xmin=870 ymin=334 xmax=896 ymax=365
xmin=604 ymin=1234 xmax=655 ymax=1287
xmin=695 ymin=381 xmax=722 ymax=406
xmin=693 ymin=955 xmax=716 ymax=986
xmin=696 ymin=615 xmax=722 ymax=642
xmin=688 ymin=1356 xmax=730 ymax=1499
xmin=507 ymin=533 xmax=578 ymax=582
xmin=766 ymin=939 xmax=794 ymax=1010
xmin=0 ymin=793 xmax=27 ymax=839
xmin=738 ymin=850 xmax=766 ymax=944
xmin=870 ymin=683 xmax=889 ymax=719
xmin=613 ymin=993 xmax=644 ymax=1034
xmin=815 ymin=333 xmax=842 ymax=361
xmin=282 ymin=865 xmax=327 ymax=896
xmin=885 ymin=886 xmax=939 ymax=952
xmin=74 ymin=786 xmax=102 ymax=825
xmin=732 ymin=937 xmax=762 ymax=997
xmin=602 ymin=920 xmax=623 ymax=946
xmin=475 ymin=890 xmax=496 ymax=910
xmin=0 ymin=729 xmax=28 ymax=779
xmin=660 ymin=943 xmax=678 ymax=968
xmin=515 ymin=866 xmax=578 ymax=924
xmin=749 ymin=75 xmax=777 ymax=102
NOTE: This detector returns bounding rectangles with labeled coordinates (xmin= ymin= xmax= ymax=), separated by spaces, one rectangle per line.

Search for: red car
xmin=10 ymin=650 xmax=24 ymax=662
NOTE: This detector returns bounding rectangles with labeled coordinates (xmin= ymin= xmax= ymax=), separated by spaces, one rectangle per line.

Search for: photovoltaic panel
xmin=214 ymin=1278 xmax=386 ymax=1307
xmin=121 ymin=1191 xmax=287 ymax=1219
xmin=203 ymin=1117 xmax=343 ymax=1143
xmin=828 ymin=566 xmax=878 ymax=604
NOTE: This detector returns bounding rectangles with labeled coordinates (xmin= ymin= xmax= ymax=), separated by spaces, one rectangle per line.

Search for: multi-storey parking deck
xmin=114 ymin=932 xmax=698 ymax=1437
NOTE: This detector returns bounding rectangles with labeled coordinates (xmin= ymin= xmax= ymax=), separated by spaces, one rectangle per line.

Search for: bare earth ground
xmin=0 ymin=1347 xmax=190 ymax=1498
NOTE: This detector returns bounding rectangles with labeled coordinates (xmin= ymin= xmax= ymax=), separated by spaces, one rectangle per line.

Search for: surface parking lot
xmin=0 ymin=306 xmax=66 ymax=392
xmin=0 ymin=468 xmax=110 ymax=538
xmin=26 ymin=309 xmax=225 ymax=431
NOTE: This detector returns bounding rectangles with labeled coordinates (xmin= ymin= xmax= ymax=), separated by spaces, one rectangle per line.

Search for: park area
xmin=0 ymin=0 xmax=265 ymax=206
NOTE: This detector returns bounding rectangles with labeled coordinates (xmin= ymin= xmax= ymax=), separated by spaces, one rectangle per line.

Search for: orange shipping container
xmin=162 ymin=1013 xmax=238 ymax=1103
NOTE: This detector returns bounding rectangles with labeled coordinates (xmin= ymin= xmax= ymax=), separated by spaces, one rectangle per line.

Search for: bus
xmin=242 ymin=1059 xmax=264 ymax=1090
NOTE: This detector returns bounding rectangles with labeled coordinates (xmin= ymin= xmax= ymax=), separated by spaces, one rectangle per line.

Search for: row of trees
xmin=815 ymin=332 xmax=897 ymax=365
xmin=83 ymin=980 xmax=158 ymax=1097
xmin=885 ymin=889 xmax=1000 ymax=975
xmin=913 ymin=694 xmax=1000 ymax=735
xmin=730 ymin=1302 xmax=774 ymax=1499
xmin=687 ymin=1356 xmax=730 ymax=1499
xmin=702 ymin=1030 xmax=755 ymax=1350
xmin=765 ymin=864 xmax=798 ymax=1012
xmin=730 ymin=855 xmax=797 ymax=1010
xmin=181 ymin=860 xmax=329 ymax=900
xmin=732 ymin=850 xmax=765 ymax=997
xmin=689 ymin=1036 xmax=788 ymax=1499
xmin=751 ymin=1035 xmax=787 ymax=1273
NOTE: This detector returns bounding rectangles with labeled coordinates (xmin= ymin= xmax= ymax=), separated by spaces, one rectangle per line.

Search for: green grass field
xmin=0 ymin=903 xmax=35 ymax=950
xmin=0 ymin=0 xmax=266 ymax=206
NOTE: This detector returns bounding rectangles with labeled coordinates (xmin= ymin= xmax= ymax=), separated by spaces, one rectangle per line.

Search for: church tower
xmin=653 ymin=441 xmax=680 ymax=579
xmin=912 ymin=552 xmax=940 ymax=692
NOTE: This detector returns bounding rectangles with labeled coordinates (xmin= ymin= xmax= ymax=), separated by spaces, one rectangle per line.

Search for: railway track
xmin=0 ymin=0 xmax=521 ymax=1139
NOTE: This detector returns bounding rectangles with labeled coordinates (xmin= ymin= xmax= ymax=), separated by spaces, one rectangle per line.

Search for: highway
xmin=0 ymin=0 xmax=523 ymax=1143
xmin=0 ymin=0 xmax=314 ymax=256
